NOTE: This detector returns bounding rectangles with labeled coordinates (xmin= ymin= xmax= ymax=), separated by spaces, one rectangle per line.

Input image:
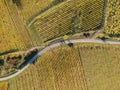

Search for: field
xmin=1 ymin=0 xmax=120 ymax=54
xmin=7 ymin=43 xmax=120 ymax=90
xmin=5 ymin=0 xmax=67 ymax=46
xmin=8 ymin=0 xmax=54 ymax=24
xmin=29 ymin=0 xmax=104 ymax=42
xmin=104 ymin=0 xmax=120 ymax=36
xmin=0 ymin=0 xmax=64 ymax=54
xmin=0 ymin=82 xmax=8 ymax=90
xmin=14 ymin=0 xmax=54 ymax=22
xmin=0 ymin=0 xmax=30 ymax=55
xmin=8 ymin=0 xmax=66 ymax=23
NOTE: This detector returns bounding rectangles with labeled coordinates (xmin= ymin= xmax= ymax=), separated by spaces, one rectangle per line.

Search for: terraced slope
xmin=29 ymin=0 xmax=104 ymax=42
xmin=8 ymin=43 xmax=120 ymax=90
xmin=105 ymin=0 xmax=120 ymax=36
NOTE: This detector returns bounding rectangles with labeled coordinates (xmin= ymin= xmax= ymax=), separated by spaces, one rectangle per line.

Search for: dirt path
xmin=0 ymin=39 xmax=120 ymax=81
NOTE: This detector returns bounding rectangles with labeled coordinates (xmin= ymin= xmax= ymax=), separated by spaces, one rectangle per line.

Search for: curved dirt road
xmin=0 ymin=39 xmax=120 ymax=81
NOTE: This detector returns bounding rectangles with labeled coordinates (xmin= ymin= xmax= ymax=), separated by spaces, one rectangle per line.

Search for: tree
xmin=63 ymin=35 xmax=69 ymax=40
xmin=83 ymin=32 xmax=90 ymax=37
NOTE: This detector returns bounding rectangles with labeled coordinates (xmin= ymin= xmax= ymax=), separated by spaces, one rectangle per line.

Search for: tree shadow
xmin=60 ymin=40 xmax=65 ymax=45
xmin=12 ymin=0 xmax=22 ymax=8
xmin=101 ymin=37 xmax=107 ymax=42
xmin=67 ymin=40 xmax=74 ymax=48
xmin=19 ymin=49 xmax=38 ymax=69
xmin=0 ymin=59 xmax=4 ymax=66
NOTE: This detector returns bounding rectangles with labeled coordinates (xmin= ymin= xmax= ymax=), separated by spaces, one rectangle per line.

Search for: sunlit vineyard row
xmin=29 ymin=0 xmax=104 ymax=42
xmin=0 ymin=0 xmax=27 ymax=54
xmin=8 ymin=43 xmax=120 ymax=90
xmin=105 ymin=0 xmax=120 ymax=36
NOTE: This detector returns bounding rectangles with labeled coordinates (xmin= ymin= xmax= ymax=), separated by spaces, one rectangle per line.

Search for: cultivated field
xmin=12 ymin=0 xmax=54 ymax=22
xmin=0 ymin=0 xmax=28 ymax=55
xmin=7 ymin=43 xmax=120 ymax=90
xmin=5 ymin=0 xmax=67 ymax=46
xmin=29 ymin=0 xmax=104 ymax=42
xmin=9 ymin=0 xmax=66 ymax=23
xmin=105 ymin=0 xmax=120 ymax=36
xmin=0 ymin=82 xmax=8 ymax=90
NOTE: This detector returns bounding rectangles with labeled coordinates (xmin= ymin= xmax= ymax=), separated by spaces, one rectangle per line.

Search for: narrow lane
xmin=0 ymin=39 xmax=120 ymax=81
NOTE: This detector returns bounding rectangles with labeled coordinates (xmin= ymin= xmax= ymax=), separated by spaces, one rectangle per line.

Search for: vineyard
xmin=29 ymin=0 xmax=104 ymax=42
xmin=7 ymin=43 xmax=120 ymax=90
xmin=1 ymin=0 xmax=120 ymax=54
xmin=5 ymin=0 xmax=67 ymax=46
xmin=0 ymin=0 xmax=28 ymax=55
xmin=0 ymin=82 xmax=8 ymax=90
xmin=105 ymin=0 xmax=120 ymax=36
